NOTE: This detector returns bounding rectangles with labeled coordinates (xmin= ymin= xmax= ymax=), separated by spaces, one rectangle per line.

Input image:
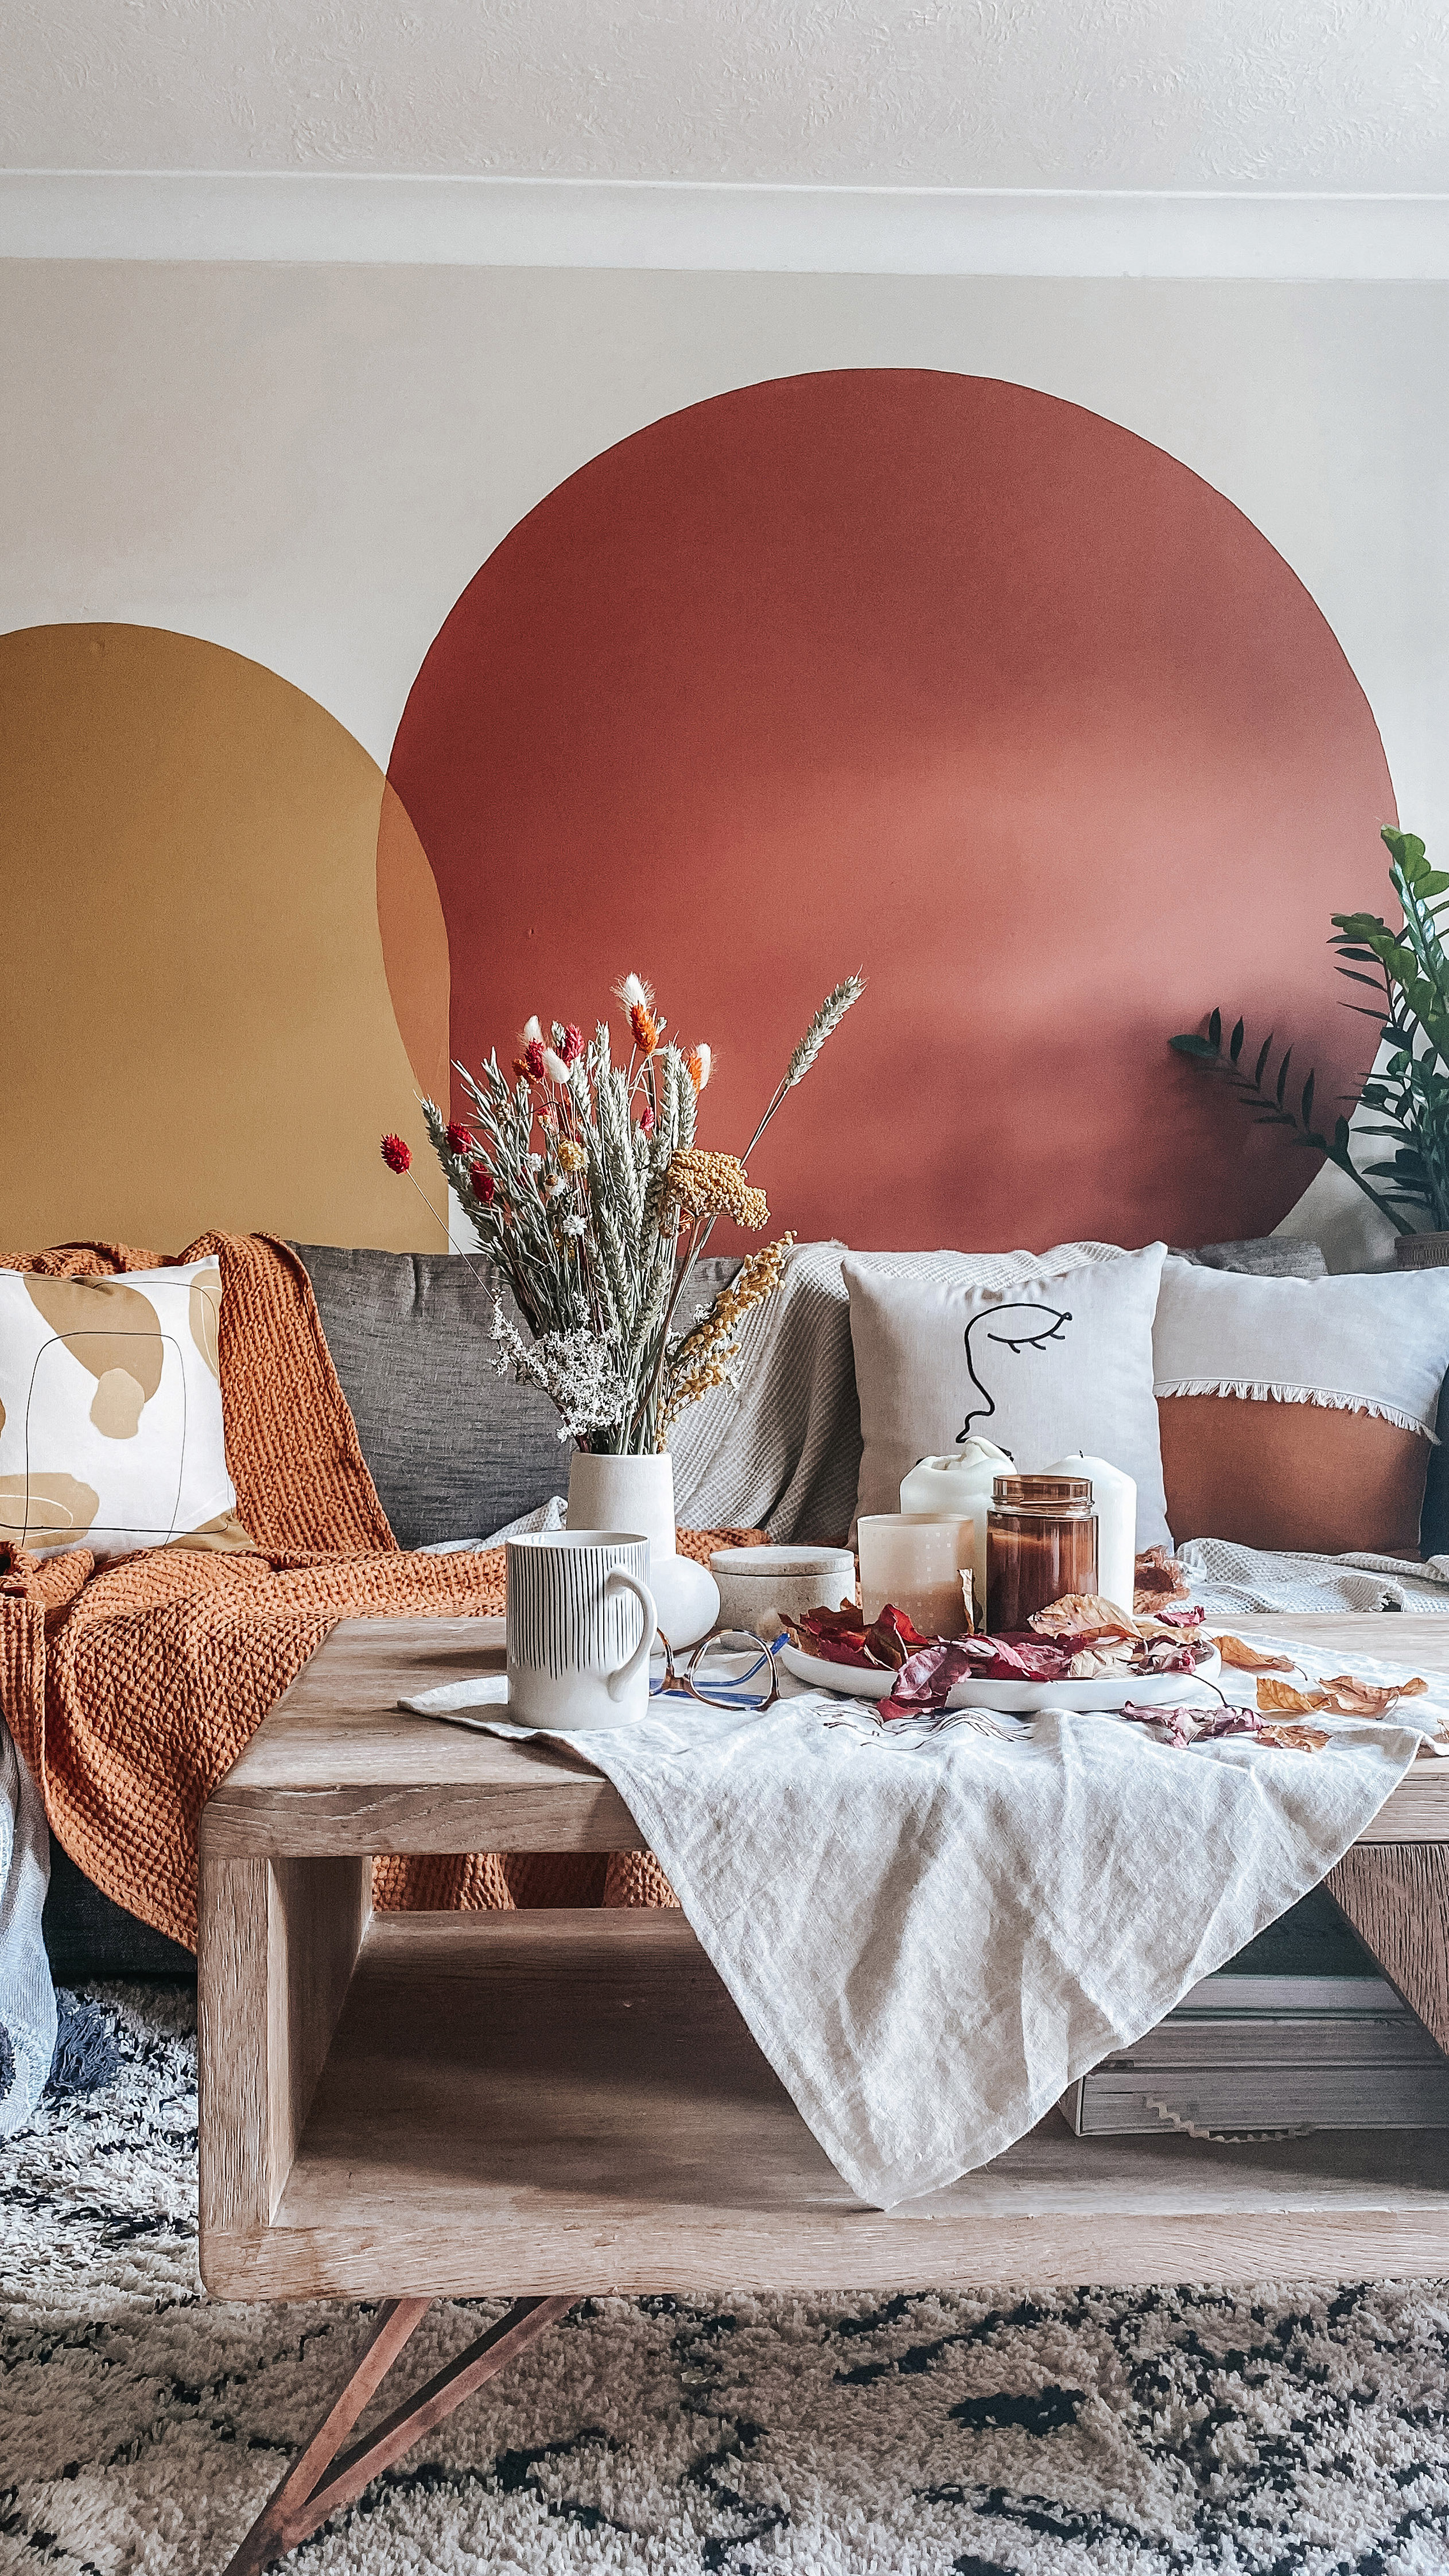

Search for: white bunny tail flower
xmin=612 ymin=972 xmax=653 ymax=1013
xmin=687 ymin=1043 xmax=712 ymax=1093
xmin=519 ymin=1014 xmax=543 ymax=1048
xmin=542 ymin=1046 xmax=572 ymax=1084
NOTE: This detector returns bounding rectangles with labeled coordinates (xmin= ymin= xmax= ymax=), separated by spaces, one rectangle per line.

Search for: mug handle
xmin=604 ymin=1568 xmax=658 ymax=1702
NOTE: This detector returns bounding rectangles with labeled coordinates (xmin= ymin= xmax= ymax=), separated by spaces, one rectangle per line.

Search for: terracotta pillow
xmin=1157 ymin=1393 xmax=1427 ymax=1558
xmin=1152 ymin=1258 xmax=1449 ymax=1557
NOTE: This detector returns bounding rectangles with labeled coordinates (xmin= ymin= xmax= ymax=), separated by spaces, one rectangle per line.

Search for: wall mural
xmin=3 ymin=371 xmax=1395 ymax=1257
xmin=384 ymin=369 xmax=1395 ymax=1253
xmin=0 ymin=624 xmax=445 ymax=1253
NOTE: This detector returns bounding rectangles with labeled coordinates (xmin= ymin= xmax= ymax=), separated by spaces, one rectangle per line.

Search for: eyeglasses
xmin=651 ymin=1627 xmax=783 ymax=1712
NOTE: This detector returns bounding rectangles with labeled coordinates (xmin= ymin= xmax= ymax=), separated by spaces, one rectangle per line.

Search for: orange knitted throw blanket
xmin=0 ymin=1233 xmax=759 ymax=1946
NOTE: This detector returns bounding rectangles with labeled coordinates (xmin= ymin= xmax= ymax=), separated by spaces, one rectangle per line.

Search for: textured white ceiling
xmin=5 ymin=0 xmax=1448 ymax=191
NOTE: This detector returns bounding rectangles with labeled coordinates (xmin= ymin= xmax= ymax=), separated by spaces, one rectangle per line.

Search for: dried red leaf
xmin=879 ymin=1640 xmax=982 ymax=1720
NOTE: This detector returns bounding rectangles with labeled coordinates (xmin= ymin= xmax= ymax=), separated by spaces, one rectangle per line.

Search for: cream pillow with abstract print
xmin=0 ymin=1260 xmax=251 ymax=1557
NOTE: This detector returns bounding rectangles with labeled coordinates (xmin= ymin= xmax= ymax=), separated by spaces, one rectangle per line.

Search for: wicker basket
xmin=1394 ymin=1232 xmax=1449 ymax=1270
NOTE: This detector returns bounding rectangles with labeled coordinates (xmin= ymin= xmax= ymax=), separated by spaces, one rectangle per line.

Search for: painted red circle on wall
xmin=386 ymin=370 xmax=1393 ymax=1252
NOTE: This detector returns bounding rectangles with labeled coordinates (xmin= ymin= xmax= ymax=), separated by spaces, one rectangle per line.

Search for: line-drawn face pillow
xmin=843 ymin=1242 xmax=1172 ymax=1547
xmin=0 ymin=1259 xmax=249 ymax=1557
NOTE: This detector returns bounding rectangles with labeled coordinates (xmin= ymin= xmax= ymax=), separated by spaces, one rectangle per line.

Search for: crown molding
xmin=2 ymin=172 xmax=1448 ymax=277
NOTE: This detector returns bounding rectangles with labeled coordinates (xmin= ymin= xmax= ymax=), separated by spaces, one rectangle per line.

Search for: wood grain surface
xmin=199 ymin=1610 xmax=1449 ymax=2299
xmin=203 ymin=1914 xmax=1449 ymax=2299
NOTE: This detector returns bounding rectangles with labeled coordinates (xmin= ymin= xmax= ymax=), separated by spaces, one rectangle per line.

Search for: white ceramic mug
xmin=505 ymin=1529 xmax=658 ymax=1729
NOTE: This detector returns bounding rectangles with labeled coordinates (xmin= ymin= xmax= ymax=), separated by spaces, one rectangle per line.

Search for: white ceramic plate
xmin=778 ymin=1641 xmax=1222 ymax=1714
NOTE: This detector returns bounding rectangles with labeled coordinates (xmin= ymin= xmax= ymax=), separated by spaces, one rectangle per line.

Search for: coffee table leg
xmin=221 ymin=2294 xmax=576 ymax=2574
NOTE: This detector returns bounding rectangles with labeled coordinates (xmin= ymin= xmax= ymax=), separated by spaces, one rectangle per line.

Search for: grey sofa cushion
xmin=42 ymin=1838 xmax=193 ymax=1977
xmin=291 ymin=1245 xmax=567 ymax=1549
xmin=1172 ymin=1237 xmax=1327 ymax=1279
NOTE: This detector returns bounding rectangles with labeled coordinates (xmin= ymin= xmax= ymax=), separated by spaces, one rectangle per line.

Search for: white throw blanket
xmin=1182 ymin=1537 xmax=1449 ymax=1615
xmin=0 ymin=1717 xmax=56 ymax=2137
xmin=410 ymin=1640 xmax=1434 ymax=2208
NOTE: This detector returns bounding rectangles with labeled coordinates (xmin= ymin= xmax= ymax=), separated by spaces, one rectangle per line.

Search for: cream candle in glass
xmin=857 ymin=1514 xmax=973 ymax=1637
xmin=898 ymin=1438 xmax=1011 ymax=1623
xmin=1042 ymin=1453 xmax=1136 ymax=1615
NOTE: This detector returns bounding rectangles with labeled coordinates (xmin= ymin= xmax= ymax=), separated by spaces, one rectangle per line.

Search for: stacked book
xmin=1062 ymin=1887 xmax=1449 ymax=2137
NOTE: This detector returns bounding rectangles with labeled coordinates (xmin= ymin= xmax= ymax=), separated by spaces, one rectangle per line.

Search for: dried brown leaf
xmin=1214 ymin=1634 xmax=1296 ymax=1673
xmin=1256 ymin=1678 xmax=1330 ymax=1715
xmin=1133 ymin=1545 xmax=1191 ymax=1610
xmin=1031 ymin=1594 xmax=1140 ymax=1638
xmin=1316 ymin=1672 xmax=1430 ymax=1717
xmin=1258 ymin=1722 xmax=1330 ymax=1754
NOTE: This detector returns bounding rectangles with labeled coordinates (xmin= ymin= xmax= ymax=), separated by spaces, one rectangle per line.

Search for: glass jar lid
xmin=991 ymin=1475 xmax=1093 ymax=1507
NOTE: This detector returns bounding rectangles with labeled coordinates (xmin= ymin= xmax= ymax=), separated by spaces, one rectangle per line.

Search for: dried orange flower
xmin=687 ymin=1043 xmax=712 ymax=1092
xmin=665 ymin=1149 xmax=768 ymax=1230
xmin=612 ymin=971 xmax=662 ymax=1057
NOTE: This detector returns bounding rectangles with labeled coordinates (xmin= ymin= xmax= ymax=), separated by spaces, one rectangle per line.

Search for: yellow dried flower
xmin=665 ymin=1149 xmax=768 ymax=1231
xmin=659 ymin=1235 xmax=794 ymax=1434
xmin=556 ymin=1138 xmax=586 ymax=1174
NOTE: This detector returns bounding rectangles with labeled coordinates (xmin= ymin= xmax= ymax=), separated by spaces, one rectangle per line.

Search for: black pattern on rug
xmin=3 ymin=1986 xmax=1449 ymax=2573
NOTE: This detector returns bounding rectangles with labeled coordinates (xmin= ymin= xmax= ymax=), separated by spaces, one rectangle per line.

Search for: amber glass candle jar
xmin=986 ymin=1476 xmax=1098 ymax=1631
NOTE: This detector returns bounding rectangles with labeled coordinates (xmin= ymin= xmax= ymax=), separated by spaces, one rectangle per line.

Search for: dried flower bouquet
xmin=385 ymin=971 xmax=863 ymax=1453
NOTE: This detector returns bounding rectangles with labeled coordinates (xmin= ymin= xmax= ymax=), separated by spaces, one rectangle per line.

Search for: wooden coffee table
xmin=200 ymin=1613 xmax=1449 ymax=2573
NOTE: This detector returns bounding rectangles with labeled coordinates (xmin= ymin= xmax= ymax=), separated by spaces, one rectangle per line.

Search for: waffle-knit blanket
xmin=0 ymin=1234 xmax=755 ymax=1947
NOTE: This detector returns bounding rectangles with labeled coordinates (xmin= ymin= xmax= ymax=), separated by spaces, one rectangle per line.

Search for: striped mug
xmin=505 ymin=1528 xmax=658 ymax=1729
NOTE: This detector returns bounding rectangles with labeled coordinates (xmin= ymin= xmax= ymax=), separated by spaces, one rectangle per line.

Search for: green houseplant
xmin=1171 ymin=827 xmax=1449 ymax=1247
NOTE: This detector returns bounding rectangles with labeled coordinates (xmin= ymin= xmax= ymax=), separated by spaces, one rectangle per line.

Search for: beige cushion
xmin=0 ymin=1259 xmax=244 ymax=1557
xmin=842 ymin=1242 xmax=1171 ymax=1547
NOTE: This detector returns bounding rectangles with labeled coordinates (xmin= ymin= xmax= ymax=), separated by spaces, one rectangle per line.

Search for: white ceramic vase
xmin=566 ymin=1450 xmax=720 ymax=1648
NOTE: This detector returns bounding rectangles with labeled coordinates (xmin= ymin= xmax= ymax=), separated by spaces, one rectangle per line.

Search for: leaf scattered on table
xmin=1256 ymin=1678 xmax=1330 ymax=1714
xmin=1256 ymin=1669 xmax=1430 ymax=1719
xmin=1214 ymin=1634 xmax=1296 ymax=1673
xmin=1319 ymin=1671 xmax=1427 ymax=1713
xmin=1258 ymin=1722 xmax=1330 ymax=1753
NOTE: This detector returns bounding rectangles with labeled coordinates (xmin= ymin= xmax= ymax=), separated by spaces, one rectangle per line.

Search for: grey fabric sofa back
xmin=290 ymin=1244 xmax=567 ymax=1548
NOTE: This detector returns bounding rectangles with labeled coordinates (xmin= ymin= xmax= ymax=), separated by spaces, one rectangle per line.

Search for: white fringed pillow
xmin=0 ymin=1259 xmax=247 ymax=1557
xmin=1152 ymin=1259 xmax=1449 ymax=1555
xmin=844 ymin=1242 xmax=1172 ymax=1546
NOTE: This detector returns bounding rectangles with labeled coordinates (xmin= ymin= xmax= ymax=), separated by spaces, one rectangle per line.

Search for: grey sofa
xmin=40 ymin=1231 xmax=1449 ymax=1980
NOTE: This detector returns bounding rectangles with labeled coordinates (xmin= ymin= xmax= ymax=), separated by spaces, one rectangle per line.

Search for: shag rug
xmin=4 ymin=1989 xmax=1449 ymax=2574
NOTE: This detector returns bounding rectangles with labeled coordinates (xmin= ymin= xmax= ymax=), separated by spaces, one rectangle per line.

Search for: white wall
xmin=2 ymin=263 xmax=1447 ymax=859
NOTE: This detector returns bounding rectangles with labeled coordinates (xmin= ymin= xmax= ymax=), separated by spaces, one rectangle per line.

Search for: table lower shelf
xmin=200 ymin=1910 xmax=1449 ymax=2299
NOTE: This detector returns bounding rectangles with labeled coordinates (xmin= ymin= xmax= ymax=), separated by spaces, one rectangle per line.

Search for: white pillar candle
xmin=898 ymin=1440 xmax=1012 ymax=1623
xmin=857 ymin=1514 xmax=973 ymax=1637
xmin=1043 ymin=1453 xmax=1136 ymax=1617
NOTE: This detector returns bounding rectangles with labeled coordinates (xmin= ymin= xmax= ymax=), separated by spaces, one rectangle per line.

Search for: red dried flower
xmin=380 ymin=1134 xmax=412 ymax=1174
xmin=469 ymin=1160 xmax=496 ymax=1206
xmin=639 ymin=1101 xmax=655 ymax=1135
xmin=445 ymin=1122 xmax=476 ymax=1156
xmin=523 ymin=1039 xmax=546 ymax=1081
xmin=560 ymin=1023 xmax=586 ymax=1066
